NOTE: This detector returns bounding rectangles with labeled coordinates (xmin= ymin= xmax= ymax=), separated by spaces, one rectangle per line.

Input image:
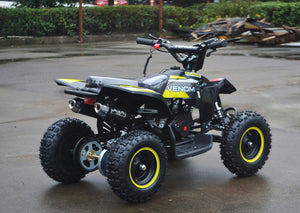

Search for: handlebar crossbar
xmin=136 ymin=37 xmax=227 ymax=52
xmin=136 ymin=36 xmax=229 ymax=72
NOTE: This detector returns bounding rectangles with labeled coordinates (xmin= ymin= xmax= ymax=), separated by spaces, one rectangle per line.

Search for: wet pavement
xmin=0 ymin=40 xmax=300 ymax=213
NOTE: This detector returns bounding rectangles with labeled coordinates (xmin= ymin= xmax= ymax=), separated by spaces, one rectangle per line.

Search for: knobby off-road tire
xmin=220 ymin=111 xmax=272 ymax=177
xmin=107 ymin=130 xmax=167 ymax=203
xmin=39 ymin=118 xmax=94 ymax=183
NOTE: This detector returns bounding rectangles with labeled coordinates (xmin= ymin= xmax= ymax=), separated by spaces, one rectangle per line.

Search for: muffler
xmin=69 ymin=98 xmax=84 ymax=113
xmin=94 ymin=103 xmax=110 ymax=117
xmin=94 ymin=102 xmax=127 ymax=119
xmin=68 ymin=98 xmax=98 ymax=118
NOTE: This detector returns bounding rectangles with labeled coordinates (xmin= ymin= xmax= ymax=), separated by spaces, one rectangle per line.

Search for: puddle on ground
xmin=0 ymin=49 xmax=147 ymax=64
xmin=1 ymin=44 xmax=299 ymax=65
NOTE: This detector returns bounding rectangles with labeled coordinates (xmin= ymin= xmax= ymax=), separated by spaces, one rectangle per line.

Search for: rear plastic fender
xmin=55 ymin=78 xmax=86 ymax=90
xmin=100 ymin=86 xmax=172 ymax=117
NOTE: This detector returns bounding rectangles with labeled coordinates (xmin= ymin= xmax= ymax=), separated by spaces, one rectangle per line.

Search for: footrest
xmin=175 ymin=133 xmax=213 ymax=159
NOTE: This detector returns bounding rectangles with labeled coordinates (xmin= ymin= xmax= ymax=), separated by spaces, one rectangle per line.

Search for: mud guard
xmin=55 ymin=78 xmax=86 ymax=90
xmin=58 ymin=79 xmax=172 ymax=117
xmin=209 ymin=78 xmax=236 ymax=94
xmin=199 ymin=78 xmax=236 ymax=122
xmin=100 ymin=85 xmax=171 ymax=117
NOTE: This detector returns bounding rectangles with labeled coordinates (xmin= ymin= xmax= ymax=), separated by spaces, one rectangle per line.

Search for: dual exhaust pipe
xmin=69 ymin=98 xmax=127 ymax=119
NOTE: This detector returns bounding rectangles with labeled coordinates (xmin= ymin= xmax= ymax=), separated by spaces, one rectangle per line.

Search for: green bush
xmin=187 ymin=0 xmax=256 ymax=28
xmin=249 ymin=2 xmax=300 ymax=27
xmin=0 ymin=6 xmax=198 ymax=36
xmin=1 ymin=2 xmax=300 ymax=37
xmin=0 ymin=8 xmax=79 ymax=36
xmin=14 ymin=0 xmax=79 ymax=8
xmin=189 ymin=1 xmax=300 ymax=28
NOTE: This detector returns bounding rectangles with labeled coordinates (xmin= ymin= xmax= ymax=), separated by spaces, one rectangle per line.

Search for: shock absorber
xmin=215 ymin=101 xmax=225 ymax=128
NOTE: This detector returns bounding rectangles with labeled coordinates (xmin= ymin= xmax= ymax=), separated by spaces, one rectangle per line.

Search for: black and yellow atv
xmin=40 ymin=35 xmax=272 ymax=203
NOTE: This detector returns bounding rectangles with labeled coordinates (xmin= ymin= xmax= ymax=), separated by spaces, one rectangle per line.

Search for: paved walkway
xmin=0 ymin=41 xmax=299 ymax=212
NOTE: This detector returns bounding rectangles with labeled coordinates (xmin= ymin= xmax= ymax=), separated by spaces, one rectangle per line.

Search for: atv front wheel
xmin=220 ymin=111 xmax=272 ymax=177
xmin=39 ymin=118 xmax=94 ymax=183
xmin=107 ymin=130 xmax=167 ymax=203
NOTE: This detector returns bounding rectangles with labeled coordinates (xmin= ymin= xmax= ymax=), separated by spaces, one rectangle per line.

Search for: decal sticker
xmin=166 ymin=85 xmax=195 ymax=93
xmin=118 ymin=85 xmax=156 ymax=93
xmin=169 ymin=75 xmax=186 ymax=80
xmin=185 ymin=72 xmax=201 ymax=78
xmin=163 ymin=78 xmax=198 ymax=98
xmin=163 ymin=90 xmax=189 ymax=98
xmin=57 ymin=78 xmax=84 ymax=84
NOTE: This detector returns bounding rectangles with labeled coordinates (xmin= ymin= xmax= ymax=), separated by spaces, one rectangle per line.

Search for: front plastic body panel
xmin=199 ymin=78 xmax=236 ymax=122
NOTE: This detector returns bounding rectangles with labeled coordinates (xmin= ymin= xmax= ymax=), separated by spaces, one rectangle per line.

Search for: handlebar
xmin=136 ymin=36 xmax=230 ymax=72
xmin=136 ymin=37 xmax=227 ymax=52
xmin=136 ymin=37 xmax=158 ymax=46
xmin=208 ymin=40 xmax=228 ymax=49
xmin=137 ymin=37 xmax=200 ymax=53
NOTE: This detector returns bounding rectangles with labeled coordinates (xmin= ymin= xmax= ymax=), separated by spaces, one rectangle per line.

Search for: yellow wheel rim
xmin=239 ymin=127 xmax=264 ymax=163
xmin=129 ymin=147 xmax=160 ymax=189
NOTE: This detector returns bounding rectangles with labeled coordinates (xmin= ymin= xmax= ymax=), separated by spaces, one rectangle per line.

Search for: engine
xmin=172 ymin=112 xmax=193 ymax=138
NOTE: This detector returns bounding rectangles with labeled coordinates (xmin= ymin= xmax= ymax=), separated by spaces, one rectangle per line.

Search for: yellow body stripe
xmin=57 ymin=78 xmax=83 ymax=84
xmin=169 ymin=75 xmax=186 ymax=79
xmin=185 ymin=72 xmax=201 ymax=78
xmin=162 ymin=90 xmax=189 ymax=98
xmin=118 ymin=85 xmax=156 ymax=93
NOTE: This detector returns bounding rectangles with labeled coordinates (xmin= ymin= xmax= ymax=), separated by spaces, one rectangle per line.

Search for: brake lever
xmin=227 ymin=37 xmax=241 ymax=43
xmin=149 ymin=34 xmax=159 ymax=40
xmin=206 ymin=49 xmax=216 ymax=57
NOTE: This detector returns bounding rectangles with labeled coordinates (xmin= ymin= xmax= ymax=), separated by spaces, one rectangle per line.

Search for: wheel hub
xmin=86 ymin=150 xmax=99 ymax=161
xmin=74 ymin=137 xmax=102 ymax=172
xmin=247 ymin=141 xmax=254 ymax=148
xmin=240 ymin=129 xmax=263 ymax=161
xmin=139 ymin=164 xmax=147 ymax=171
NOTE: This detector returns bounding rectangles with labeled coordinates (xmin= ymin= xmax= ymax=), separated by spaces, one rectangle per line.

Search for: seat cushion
xmin=86 ymin=76 xmax=139 ymax=87
xmin=138 ymin=74 xmax=168 ymax=94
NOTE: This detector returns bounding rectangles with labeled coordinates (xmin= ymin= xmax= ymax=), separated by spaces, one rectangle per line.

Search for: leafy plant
xmin=249 ymin=2 xmax=300 ymax=27
xmin=1 ymin=2 xmax=300 ymax=37
xmin=14 ymin=0 xmax=78 ymax=8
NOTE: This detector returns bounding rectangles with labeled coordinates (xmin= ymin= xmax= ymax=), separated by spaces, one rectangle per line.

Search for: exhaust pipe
xmin=94 ymin=102 xmax=127 ymax=119
xmin=69 ymin=98 xmax=84 ymax=113
xmin=94 ymin=103 xmax=110 ymax=117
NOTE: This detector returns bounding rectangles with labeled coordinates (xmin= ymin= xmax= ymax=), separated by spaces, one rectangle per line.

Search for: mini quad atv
xmin=40 ymin=35 xmax=272 ymax=203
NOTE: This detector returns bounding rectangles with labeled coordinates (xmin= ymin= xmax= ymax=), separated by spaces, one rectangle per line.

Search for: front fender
xmin=208 ymin=78 xmax=236 ymax=94
xmin=199 ymin=78 xmax=236 ymax=122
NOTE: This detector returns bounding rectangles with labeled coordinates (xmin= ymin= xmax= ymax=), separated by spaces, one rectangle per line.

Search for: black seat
xmin=86 ymin=75 xmax=168 ymax=94
xmin=138 ymin=74 xmax=168 ymax=94
xmin=86 ymin=76 xmax=139 ymax=87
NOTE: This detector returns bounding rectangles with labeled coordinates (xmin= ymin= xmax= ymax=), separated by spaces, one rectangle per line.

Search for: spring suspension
xmin=215 ymin=102 xmax=225 ymax=127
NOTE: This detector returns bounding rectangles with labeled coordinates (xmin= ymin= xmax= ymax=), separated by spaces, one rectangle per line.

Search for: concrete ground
xmin=0 ymin=40 xmax=300 ymax=213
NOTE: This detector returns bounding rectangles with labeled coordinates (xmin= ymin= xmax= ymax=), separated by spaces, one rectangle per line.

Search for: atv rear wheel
xmin=220 ymin=111 xmax=271 ymax=177
xmin=107 ymin=130 xmax=167 ymax=203
xmin=39 ymin=118 xmax=94 ymax=183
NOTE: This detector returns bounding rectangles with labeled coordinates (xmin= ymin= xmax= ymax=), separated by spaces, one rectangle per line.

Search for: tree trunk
xmin=108 ymin=0 xmax=114 ymax=6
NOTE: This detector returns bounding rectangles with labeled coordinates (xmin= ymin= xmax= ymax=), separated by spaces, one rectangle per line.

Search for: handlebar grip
xmin=136 ymin=37 xmax=157 ymax=46
xmin=208 ymin=40 xmax=228 ymax=49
